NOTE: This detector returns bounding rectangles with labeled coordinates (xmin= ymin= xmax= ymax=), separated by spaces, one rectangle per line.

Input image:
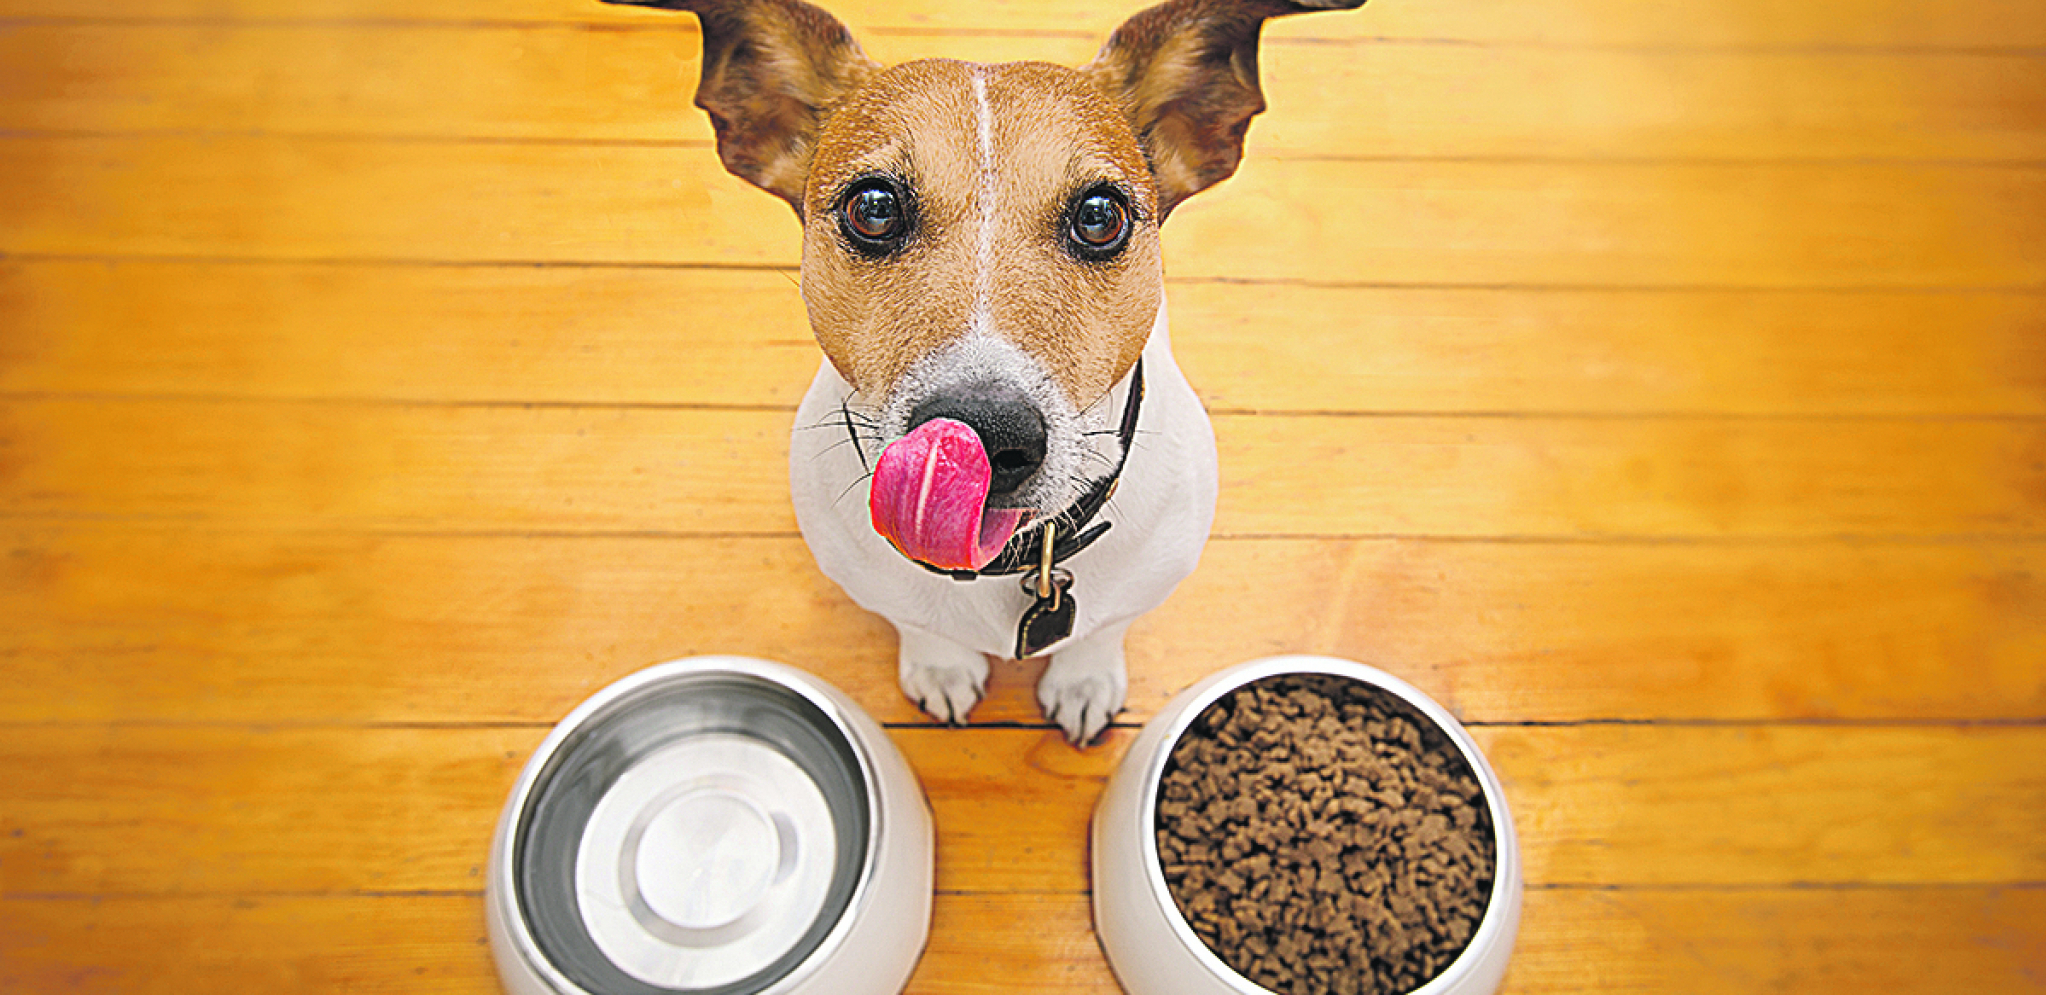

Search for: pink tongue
xmin=870 ymin=418 xmax=1025 ymax=571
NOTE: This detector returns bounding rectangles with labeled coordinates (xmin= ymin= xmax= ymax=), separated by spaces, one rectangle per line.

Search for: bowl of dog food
xmin=486 ymin=656 xmax=933 ymax=995
xmin=1093 ymin=656 xmax=1521 ymax=995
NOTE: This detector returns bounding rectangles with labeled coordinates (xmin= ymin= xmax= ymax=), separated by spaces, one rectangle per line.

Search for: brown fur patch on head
xmin=800 ymin=60 xmax=982 ymax=400
xmin=800 ymin=59 xmax=1162 ymax=408
xmin=612 ymin=0 xmax=1365 ymax=404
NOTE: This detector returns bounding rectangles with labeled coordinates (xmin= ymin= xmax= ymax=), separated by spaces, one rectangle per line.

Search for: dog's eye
xmin=1067 ymin=187 xmax=1132 ymax=259
xmin=1072 ymin=194 xmax=1125 ymax=246
xmin=841 ymin=179 xmax=908 ymax=250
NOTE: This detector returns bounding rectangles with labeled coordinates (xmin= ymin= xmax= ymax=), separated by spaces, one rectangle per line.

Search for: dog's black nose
xmin=908 ymin=385 xmax=1046 ymax=499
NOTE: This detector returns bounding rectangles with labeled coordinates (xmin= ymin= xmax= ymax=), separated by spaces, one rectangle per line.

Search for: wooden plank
xmin=0 ymin=260 xmax=824 ymax=408
xmin=1165 ymin=282 xmax=2046 ymax=418
xmin=8 ymin=260 xmax=2043 ymax=417
xmin=0 ymin=398 xmax=803 ymax=533
xmin=1145 ymin=538 xmax=2046 ymax=725
xmin=4 ymin=0 xmax=2044 ymax=50
xmin=1252 ymin=48 xmax=2046 ymax=163
xmin=914 ymin=893 xmax=1122 ymax=995
xmin=0 ymin=530 xmax=905 ymax=726
xmin=3 ymin=527 xmax=2042 ymax=725
xmin=6 ymin=136 xmax=2043 ymax=288
xmin=0 ymin=262 xmax=826 ymax=409
xmin=1506 ymin=886 xmax=2046 ymax=994
xmin=0 ymin=893 xmax=499 ymax=994
xmin=1167 ymin=158 xmax=2046 ymax=290
xmin=0 ymin=135 xmax=805 ymax=267
xmin=0 ymin=724 xmax=534 ymax=897
xmin=2 ymin=400 xmax=2040 ymax=538
xmin=1 ymin=887 xmax=2036 ymax=994
xmin=1212 ymin=414 xmax=2046 ymax=539
xmin=8 ymin=25 xmax=2043 ymax=162
xmin=2 ymin=725 xmax=2040 ymax=897
xmin=1482 ymin=725 xmax=2046 ymax=887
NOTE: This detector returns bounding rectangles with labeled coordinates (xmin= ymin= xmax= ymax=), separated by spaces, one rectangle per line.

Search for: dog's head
xmin=608 ymin=0 xmax=1363 ymax=570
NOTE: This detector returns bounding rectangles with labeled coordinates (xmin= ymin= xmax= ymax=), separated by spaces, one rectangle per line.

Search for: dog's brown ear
xmin=1084 ymin=0 xmax=1365 ymax=217
xmin=602 ymin=0 xmax=878 ymax=213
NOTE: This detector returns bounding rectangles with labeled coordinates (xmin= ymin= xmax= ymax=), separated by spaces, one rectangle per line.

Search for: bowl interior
xmin=1142 ymin=666 xmax=1509 ymax=995
xmin=511 ymin=671 xmax=874 ymax=995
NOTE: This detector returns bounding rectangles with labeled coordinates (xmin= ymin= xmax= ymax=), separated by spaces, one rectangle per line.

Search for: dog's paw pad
xmin=1037 ymin=669 xmax=1125 ymax=746
xmin=901 ymin=661 xmax=986 ymax=725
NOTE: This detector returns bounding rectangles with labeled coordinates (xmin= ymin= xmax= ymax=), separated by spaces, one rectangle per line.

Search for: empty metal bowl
xmin=1092 ymin=656 xmax=1522 ymax=995
xmin=487 ymin=656 xmax=932 ymax=995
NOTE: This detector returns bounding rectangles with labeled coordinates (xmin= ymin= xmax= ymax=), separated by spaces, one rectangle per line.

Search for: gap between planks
xmin=5 ymin=390 xmax=2046 ymax=424
xmin=3 ymin=251 xmax=2043 ymax=296
xmin=1 ymin=717 xmax=2042 ymax=730
xmin=0 ymin=15 xmax=2044 ymax=57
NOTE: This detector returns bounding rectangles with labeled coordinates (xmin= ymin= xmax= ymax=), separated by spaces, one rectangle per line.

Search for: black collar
xmin=917 ymin=360 xmax=1145 ymax=582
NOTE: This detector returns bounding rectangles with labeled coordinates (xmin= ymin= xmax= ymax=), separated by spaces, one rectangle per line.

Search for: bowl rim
xmin=1131 ymin=655 xmax=1520 ymax=995
xmin=490 ymin=655 xmax=892 ymax=995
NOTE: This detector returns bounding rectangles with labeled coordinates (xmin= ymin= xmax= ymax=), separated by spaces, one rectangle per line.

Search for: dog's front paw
xmin=1037 ymin=632 xmax=1129 ymax=746
xmin=902 ymin=660 xmax=986 ymax=724
xmin=896 ymin=627 xmax=988 ymax=725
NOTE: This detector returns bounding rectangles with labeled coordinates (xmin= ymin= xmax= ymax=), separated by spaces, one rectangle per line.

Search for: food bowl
xmin=487 ymin=656 xmax=932 ymax=995
xmin=1093 ymin=656 xmax=1521 ymax=995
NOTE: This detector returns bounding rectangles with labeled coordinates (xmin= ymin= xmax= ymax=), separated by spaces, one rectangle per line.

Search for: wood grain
xmin=1213 ymin=414 xmax=2046 ymax=539
xmin=1168 ymin=158 xmax=2046 ymax=290
xmin=3 ymin=399 xmax=2039 ymax=538
xmin=0 ymin=893 xmax=499 ymax=994
xmin=4 ymin=725 xmax=2040 ymax=898
xmin=1164 ymin=282 xmax=2046 ymax=418
xmin=2 ymin=887 xmax=2037 ymax=994
xmin=7 ymin=136 xmax=2043 ymax=289
xmin=4 ymin=0 xmax=2041 ymax=989
xmin=7 ymin=0 xmax=2045 ymax=50
xmin=1506 ymin=886 xmax=2046 ymax=995
xmin=6 ymin=259 xmax=2043 ymax=417
xmin=8 ymin=25 xmax=2042 ymax=162
xmin=3 ymin=527 xmax=2041 ymax=726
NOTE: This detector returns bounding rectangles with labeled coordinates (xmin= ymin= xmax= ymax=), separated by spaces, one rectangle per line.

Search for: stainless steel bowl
xmin=1093 ymin=656 xmax=1523 ymax=995
xmin=487 ymin=657 xmax=932 ymax=995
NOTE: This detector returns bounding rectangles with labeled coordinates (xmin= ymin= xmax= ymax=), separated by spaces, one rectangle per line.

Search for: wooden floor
xmin=3 ymin=0 xmax=2044 ymax=991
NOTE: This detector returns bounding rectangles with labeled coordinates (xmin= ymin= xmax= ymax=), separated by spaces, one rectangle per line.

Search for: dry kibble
xmin=1155 ymin=675 xmax=1496 ymax=995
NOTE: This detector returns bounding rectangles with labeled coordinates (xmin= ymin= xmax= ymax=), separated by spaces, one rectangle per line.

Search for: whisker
xmin=840 ymin=398 xmax=874 ymax=474
xmin=1077 ymin=449 xmax=1116 ymax=470
xmin=1117 ymin=426 xmax=1162 ymax=454
xmin=801 ymin=412 xmax=878 ymax=433
xmin=803 ymin=424 xmax=879 ymax=439
xmin=835 ymin=470 xmax=876 ymax=508
xmin=812 ymin=435 xmax=871 ymax=459
xmin=798 ymin=419 xmax=863 ymax=434
xmin=1079 ymin=382 xmax=1122 ymax=418
xmin=800 ymin=407 xmax=880 ymax=429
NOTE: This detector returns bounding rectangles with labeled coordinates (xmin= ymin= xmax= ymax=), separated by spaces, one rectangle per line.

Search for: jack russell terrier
xmin=602 ymin=0 xmax=1366 ymax=743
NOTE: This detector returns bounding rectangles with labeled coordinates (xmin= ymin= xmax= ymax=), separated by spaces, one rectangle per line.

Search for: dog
xmin=602 ymin=0 xmax=1366 ymax=743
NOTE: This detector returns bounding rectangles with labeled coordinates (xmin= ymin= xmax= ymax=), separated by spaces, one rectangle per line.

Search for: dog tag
xmin=1016 ymin=574 xmax=1077 ymax=659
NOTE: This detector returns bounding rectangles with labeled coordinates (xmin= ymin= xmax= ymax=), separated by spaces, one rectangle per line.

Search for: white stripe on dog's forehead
xmin=970 ymin=67 xmax=997 ymax=341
